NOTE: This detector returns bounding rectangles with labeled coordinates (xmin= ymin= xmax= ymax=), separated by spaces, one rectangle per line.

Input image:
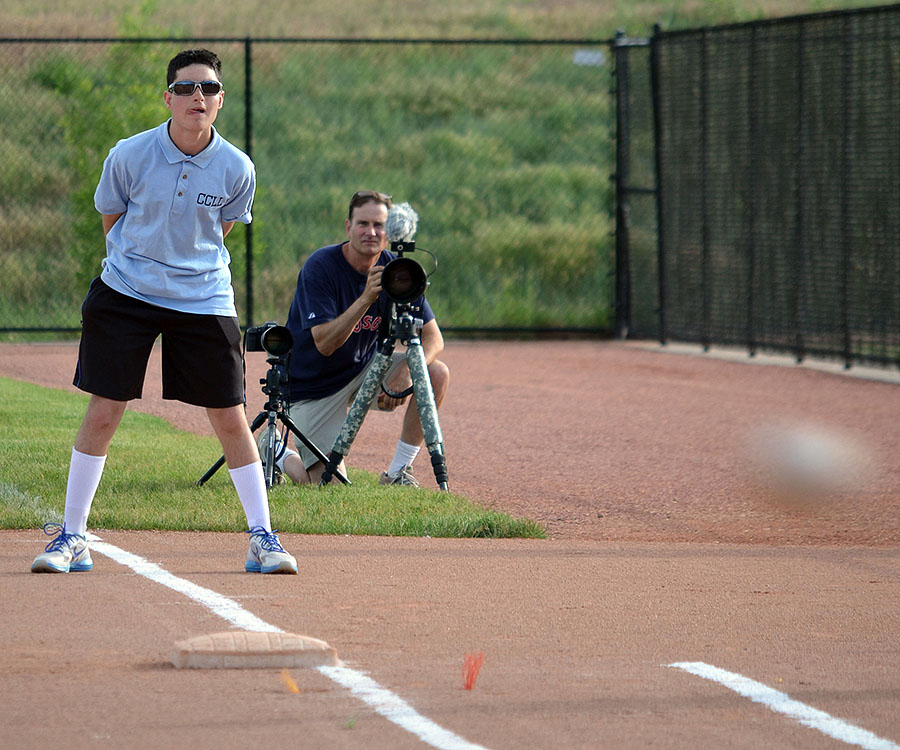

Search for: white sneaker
xmin=379 ymin=464 xmax=419 ymax=486
xmin=31 ymin=523 xmax=93 ymax=573
xmin=245 ymin=527 xmax=298 ymax=574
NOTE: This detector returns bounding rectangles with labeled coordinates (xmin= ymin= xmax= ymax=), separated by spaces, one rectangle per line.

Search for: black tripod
xmin=197 ymin=356 xmax=350 ymax=488
xmin=319 ymin=302 xmax=449 ymax=491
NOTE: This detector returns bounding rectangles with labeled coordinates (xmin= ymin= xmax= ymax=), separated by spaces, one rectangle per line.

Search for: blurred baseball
xmin=747 ymin=421 xmax=874 ymax=509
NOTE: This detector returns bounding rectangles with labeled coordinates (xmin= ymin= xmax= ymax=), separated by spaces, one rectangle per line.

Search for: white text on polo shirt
xmin=197 ymin=193 xmax=227 ymax=207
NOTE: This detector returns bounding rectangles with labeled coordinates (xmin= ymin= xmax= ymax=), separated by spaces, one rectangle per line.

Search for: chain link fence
xmin=615 ymin=4 xmax=900 ymax=369
xmin=0 ymin=38 xmax=614 ymax=337
xmin=11 ymin=11 xmax=896 ymax=362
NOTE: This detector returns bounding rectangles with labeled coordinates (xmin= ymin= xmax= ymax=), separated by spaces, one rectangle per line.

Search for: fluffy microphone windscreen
xmin=385 ymin=202 xmax=419 ymax=242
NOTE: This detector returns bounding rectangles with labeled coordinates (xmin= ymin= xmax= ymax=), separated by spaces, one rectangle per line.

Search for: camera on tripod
xmin=245 ymin=321 xmax=293 ymax=360
xmin=199 ymin=321 xmax=350 ymax=488
xmin=382 ymin=240 xmax=429 ymax=305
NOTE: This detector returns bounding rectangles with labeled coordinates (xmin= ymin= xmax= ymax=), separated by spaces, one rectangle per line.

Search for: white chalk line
xmin=669 ymin=661 xmax=899 ymax=750
xmin=86 ymin=533 xmax=488 ymax=750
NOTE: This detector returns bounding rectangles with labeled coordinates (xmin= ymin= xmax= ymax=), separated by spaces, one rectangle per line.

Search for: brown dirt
xmin=2 ymin=340 xmax=899 ymax=750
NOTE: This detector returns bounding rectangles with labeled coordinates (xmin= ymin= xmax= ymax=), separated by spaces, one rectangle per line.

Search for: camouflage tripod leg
xmin=406 ymin=341 xmax=449 ymax=491
xmin=319 ymin=350 xmax=394 ymax=486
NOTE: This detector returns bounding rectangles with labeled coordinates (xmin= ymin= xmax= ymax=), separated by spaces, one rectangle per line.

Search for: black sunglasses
xmin=167 ymin=80 xmax=224 ymax=96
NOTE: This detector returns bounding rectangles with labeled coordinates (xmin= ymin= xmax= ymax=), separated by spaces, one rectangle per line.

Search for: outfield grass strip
xmin=0 ymin=377 xmax=545 ymax=538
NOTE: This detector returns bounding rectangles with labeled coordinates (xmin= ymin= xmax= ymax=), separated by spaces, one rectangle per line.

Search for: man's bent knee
xmin=428 ymin=360 xmax=450 ymax=400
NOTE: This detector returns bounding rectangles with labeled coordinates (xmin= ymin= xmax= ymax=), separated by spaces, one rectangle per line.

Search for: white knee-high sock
xmin=229 ymin=461 xmax=271 ymax=532
xmin=64 ymin=448 xmax=107 ymax=535
xmin=388 ymin=440 xmax=421 ymax=475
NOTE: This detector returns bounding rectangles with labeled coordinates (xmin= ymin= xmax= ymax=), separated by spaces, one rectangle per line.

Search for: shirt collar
xmin=157 ymin=120 xmax=221 ymax=167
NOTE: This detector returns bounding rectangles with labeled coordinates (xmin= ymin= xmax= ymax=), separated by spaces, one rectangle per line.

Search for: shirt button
xmin=178 ymin=191 xmax=183 ymax=196
xmin=182 ymin=174 xmax=188 ymax=180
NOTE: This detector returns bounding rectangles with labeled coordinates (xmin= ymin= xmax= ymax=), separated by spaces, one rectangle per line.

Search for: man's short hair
xmin=348 ymin=190 xmax=393 ymax=221
xmin=167 ymin=49 xmax=223 ymax=86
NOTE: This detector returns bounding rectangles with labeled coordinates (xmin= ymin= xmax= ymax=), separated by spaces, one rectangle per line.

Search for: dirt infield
xmin=2 ymin=340 xmax=899 ymax=749
xmin=3 ymin=532 xmax=899 ymax=749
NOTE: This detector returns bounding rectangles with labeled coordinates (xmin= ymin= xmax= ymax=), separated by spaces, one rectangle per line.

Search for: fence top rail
xmin=0 ymin=35 xmax=613 ymax=46
xmin=654 ymin=1 xmax=900 ymax=39
xmin=612 ymin=34 xmax=651 ymax=48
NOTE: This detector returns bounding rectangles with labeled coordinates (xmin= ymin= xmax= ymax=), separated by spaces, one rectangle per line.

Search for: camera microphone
xmin=386 ymin=202 xmax=419 ymax=245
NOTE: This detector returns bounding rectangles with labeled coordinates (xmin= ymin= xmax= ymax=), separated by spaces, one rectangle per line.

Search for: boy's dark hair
xmin=167 ymin=49 xmax=223 ymax=85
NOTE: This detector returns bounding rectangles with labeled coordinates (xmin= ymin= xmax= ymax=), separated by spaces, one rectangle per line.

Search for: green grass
xmin=0 ymin=0 xmax=890 ymax=39
xmin=1 ymin=38 xmax=614 ymax=332
xmin=0 ymin=377 xmax=545 ymax=538
xmin=240 ymin=42 xmax=615 ymax=328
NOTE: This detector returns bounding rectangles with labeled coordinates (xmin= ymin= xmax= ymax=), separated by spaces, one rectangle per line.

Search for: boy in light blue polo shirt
xmin=31 ymin=48 xmax=297 ymax=576
xmin=95 ymin=116 xmax=254 ymax=316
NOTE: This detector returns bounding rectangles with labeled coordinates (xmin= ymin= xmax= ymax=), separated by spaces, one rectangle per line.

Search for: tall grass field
xmin=0 ymin=0 xmax=883 ymax=333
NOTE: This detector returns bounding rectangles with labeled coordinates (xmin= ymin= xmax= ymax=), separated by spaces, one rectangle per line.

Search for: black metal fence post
xmin=840 ymin=15 xmax=852 ymax=369
xmin=793 ymin=20 xmax=807 ymax=364
xmin=613 ymin=30 xmax=631 ymax=339
xmin=747 ymin=24 xmax=759 ymax=357
xmin=699 ymin=30 xmax=711 ymax=352
xmin=243 ymin=36 xmax=255 ymax=328
xmin=650 ymin=24 xmax=667 ymax=345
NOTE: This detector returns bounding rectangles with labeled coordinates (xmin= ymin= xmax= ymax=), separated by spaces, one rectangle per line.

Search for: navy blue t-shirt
xmin=285 ymin=243 xmax=434 ymax=400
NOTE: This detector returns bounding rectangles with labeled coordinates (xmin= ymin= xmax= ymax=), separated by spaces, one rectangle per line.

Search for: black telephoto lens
xmin=260 ymin=325 xmax=293 ymax=357
xmin=381 ymin=257 xmax=427 ymax=304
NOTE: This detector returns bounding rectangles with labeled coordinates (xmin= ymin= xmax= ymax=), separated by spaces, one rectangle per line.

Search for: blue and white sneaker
xmin=245 ymin=526 xmax=298 ymax=574
xmin=31 ymin=523 xmax=93 ymax=573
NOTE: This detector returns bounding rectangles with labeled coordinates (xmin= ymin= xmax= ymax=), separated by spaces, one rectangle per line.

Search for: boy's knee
xmin=206 ymin=406 xmax=250 ymax=437
xmin=83 ymin=397 xmax=127 ymax=430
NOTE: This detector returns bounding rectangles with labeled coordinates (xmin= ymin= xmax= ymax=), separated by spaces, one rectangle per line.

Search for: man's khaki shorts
xmin=287 ymin=353 xmax=406 ymax=469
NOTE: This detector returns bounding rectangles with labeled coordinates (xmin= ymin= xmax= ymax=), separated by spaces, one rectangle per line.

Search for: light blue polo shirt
xmin=94 ymin=120 xmax=255 ymax=316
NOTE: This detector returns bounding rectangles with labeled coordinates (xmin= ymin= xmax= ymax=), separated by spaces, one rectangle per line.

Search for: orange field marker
xmin=462 ymin=652 xmax=485 ymax=690
xmin=281 ymin=668 xmax=300 ymax=694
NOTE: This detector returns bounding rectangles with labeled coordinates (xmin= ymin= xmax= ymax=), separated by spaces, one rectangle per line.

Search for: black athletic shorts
xmin=73 ymin=277 xmax=245 ymax=408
